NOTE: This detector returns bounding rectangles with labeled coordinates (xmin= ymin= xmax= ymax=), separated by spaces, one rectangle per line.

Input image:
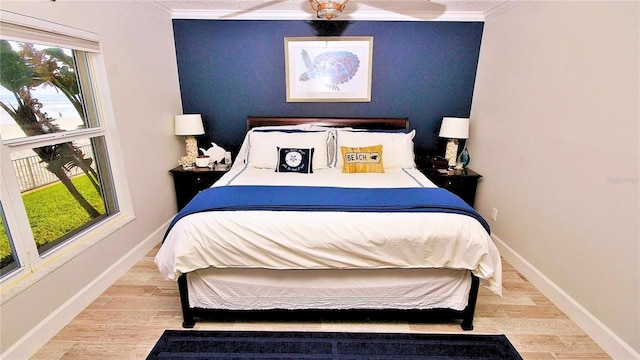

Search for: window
xmin=0 ymin=12 xmax=132 ymax=290
xmin=0 ymin=202 xmax=19 ymax=277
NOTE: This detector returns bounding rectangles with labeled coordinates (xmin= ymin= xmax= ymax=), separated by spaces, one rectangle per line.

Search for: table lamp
xmin=175 ymin=114 xmax=205 ymax=168
xmin=438 ymin=117 xmax=469 ymax=169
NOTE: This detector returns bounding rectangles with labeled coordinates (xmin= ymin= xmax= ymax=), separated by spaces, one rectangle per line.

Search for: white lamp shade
xmin=175 ymin=114 xmax=205 ymax=136
xmin=438 ymin=117 xmax=469 ymax=139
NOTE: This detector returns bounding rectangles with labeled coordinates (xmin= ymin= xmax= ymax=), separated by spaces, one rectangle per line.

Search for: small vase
xmin=457 ymin=146 xmax=470 ymax=168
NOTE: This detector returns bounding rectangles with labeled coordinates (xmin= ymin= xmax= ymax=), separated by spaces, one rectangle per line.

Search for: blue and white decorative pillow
xmin=276 ymin=147 xmax=314 ymax=173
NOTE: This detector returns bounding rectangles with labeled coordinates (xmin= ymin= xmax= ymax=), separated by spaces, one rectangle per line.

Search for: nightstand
xmin=169 ymin=166 xmax=228 ymax=211
xmin=421 ymin=168 xmax=482 ymax=207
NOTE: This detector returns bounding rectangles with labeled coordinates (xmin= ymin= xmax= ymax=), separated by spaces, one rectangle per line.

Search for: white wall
xmin=0 ymin=0 xmax=183 ymax=356
xmin=471 ymin=0 xmax=639 ymax=356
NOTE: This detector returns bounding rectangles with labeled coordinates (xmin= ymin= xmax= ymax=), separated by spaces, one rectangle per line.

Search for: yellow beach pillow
xmin=340 ymin=145 xmax=384 ymax=173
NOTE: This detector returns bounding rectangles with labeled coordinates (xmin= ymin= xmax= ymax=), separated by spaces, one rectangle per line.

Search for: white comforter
xmin=155 ymin=164 xmax=502 ymax=295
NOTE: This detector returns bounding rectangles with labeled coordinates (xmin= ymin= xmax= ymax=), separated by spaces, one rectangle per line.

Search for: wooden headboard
xmin=247 ymin=116 xmax=409 ymax=131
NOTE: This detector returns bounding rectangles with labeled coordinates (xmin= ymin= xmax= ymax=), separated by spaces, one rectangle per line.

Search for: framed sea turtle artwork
xmin=284 ymin=36 xmax=373 ymax=102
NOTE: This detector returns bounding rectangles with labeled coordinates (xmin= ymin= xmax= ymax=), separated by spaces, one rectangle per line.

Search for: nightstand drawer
xmin=189 ymin=174 xmax=216 ymax=186
xmin=170 ymin=166 xmax=228 ymax=211
xmin=421 ymin=168 xmax=482 ymax=207
xmin=440 ymin=177 xmax=474 ymax=188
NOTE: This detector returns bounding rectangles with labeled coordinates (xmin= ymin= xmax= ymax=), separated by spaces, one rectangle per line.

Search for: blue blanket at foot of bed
xmin=166 ymin=186 xmax=490 ymax=236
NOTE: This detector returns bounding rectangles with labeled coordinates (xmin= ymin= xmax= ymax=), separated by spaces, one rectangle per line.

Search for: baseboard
xmin=492 ymin=234 xmax=640 ymax=360
xmin=1 ymin=219 xmax=171 ymax=360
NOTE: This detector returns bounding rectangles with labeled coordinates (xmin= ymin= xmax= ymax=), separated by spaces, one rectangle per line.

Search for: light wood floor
xmin=31 ymin=245 xmax=611 ymax=360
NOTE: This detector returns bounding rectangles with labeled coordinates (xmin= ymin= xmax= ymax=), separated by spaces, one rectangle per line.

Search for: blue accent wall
xmin=173 ymin=20 xmax=483 ymax=156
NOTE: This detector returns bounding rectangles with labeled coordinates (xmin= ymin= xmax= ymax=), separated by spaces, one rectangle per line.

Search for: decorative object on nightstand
xmin=456 ymin=143 xmax=470 ymax=169
xmin=200 ymin=143 xmax=232 ymax=170
xmin=438 ymin=117 xmax=469 ymax=169
xmin=169 ymin=166 xmax=229 ymax=211
xmin=199 ymin=142 xmax=226 ymax=163
xmin=420 ymin=155 xmax=449 ymax=170
xmin=195 ymin=156 xmax=211 ymax=168
xmin=215 ymin=151 xmax=233 ymax=171
xmin=175 ymin=114 xmax=205 ymax=169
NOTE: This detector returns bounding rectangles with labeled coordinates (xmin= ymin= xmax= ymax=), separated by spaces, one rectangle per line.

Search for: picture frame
xmin=284 ymin=36 xmax=373 ymax=102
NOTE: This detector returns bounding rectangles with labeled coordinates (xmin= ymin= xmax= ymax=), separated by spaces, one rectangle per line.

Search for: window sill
xmin=0 ymin=211 xmax=135 ymax=305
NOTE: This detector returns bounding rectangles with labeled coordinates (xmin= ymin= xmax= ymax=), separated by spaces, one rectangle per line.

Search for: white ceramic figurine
xmin=199 ymin=142 xmax=226 ymax=163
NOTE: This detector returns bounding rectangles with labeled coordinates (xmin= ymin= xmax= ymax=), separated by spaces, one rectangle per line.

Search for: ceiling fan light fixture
xmin=308 ymin=0 xmax=349 ymax=20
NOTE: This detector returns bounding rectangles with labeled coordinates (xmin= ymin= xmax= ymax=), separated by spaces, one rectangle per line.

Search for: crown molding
xmin=483 ymin=0 xmax=523 ymax=20
xmin=138 ymin=0 xmax=174 ymax=15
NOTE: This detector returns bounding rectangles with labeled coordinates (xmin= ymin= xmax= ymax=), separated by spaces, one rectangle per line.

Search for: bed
xmin=155 ymin=116 xmax=502 ymax=330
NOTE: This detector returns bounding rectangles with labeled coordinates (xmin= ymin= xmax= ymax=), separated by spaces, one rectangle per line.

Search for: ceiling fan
xmin=308 ymin=0 xmax=349 ymax=20
xmin=217 ymin=0 xmax=350 ymax=20
xmin=217 ymin=0 xmax=446 ymax=21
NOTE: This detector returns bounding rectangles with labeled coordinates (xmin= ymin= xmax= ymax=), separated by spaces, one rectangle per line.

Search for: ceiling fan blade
xmin=220 ymin=0 xmax=289 ymax=19
xmin=340 ymin=0 xmax=447 ymax=20
xmin=191 ymin=0 xmax=447 ymax=21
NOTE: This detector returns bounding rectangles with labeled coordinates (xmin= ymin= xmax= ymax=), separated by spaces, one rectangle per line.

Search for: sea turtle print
xmin=299 ymin=49 xmax=360 ymax=91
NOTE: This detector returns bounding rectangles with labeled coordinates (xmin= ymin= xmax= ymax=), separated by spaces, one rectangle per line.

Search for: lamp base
xmin=444 ymin=138 xmax=459 ymax=168
xmin=179 ymin=135 xmax=199 ymax=167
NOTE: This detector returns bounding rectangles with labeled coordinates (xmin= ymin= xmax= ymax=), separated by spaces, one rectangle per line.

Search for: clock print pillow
xmin=276 ymin=147 xmax=315 ymax=173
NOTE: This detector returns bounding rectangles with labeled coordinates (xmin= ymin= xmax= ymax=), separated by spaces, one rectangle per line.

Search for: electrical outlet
xmin=490 ymin=207 xmax=498 ymax=221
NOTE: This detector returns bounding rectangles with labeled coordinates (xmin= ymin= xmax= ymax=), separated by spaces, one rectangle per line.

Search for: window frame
xmin=0 ymin=11 xmax=134 ymax=302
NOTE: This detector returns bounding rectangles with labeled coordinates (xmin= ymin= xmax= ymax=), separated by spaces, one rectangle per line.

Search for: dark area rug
xmin=146 ymin=330 xmax=523 ymax=359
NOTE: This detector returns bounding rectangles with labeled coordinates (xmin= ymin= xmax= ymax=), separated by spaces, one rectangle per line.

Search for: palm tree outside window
xmin=0 ymin=38 xmax=118 ymax=278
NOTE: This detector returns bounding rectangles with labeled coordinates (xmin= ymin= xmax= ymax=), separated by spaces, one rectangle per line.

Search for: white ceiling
xmin=145 ymin=0 xmax=519 ymax=21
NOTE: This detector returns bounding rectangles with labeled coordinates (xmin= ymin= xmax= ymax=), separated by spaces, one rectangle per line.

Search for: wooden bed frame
xmin=246 ymin=116 xmax=410 ymax=130
xmin=175 ymin=116 xmax=480 ymax=330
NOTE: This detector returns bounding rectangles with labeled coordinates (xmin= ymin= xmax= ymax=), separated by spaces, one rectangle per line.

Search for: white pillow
xmin=248 ymin=130 xmax=331 ymax=170
xmin=334 ymin=130 xmax=416 ymax=169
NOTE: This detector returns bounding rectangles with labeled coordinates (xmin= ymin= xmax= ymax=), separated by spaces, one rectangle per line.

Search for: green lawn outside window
xmin=0 ymin=174 xmax=105 ymax=263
